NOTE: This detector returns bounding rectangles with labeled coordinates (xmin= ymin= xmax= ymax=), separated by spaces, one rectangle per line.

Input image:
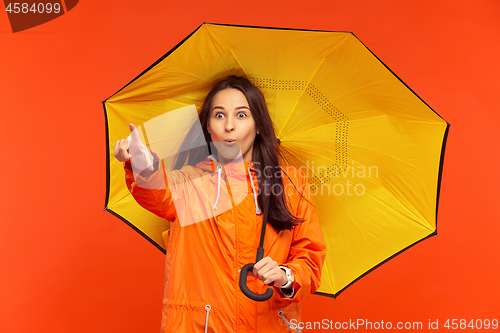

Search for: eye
xmin=238 ymin=112 xmax=248 ymax=117
xmin=215 ymin=112 xmax=224 ymax=118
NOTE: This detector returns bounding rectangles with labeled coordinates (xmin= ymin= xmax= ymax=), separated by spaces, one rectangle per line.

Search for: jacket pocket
xmin=259 ymin=299 xmax=302 ymax=332
xmin=163 ymin=299 xmax=218 ymax=333
xmin=278 ymin=310 xmax=302 ymax=333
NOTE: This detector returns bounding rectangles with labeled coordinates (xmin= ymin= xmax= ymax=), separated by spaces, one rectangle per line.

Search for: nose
xmin=225 ymin=116 xmax=235 ymax=132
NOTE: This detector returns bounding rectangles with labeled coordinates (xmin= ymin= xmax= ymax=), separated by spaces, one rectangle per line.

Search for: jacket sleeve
xmin=279 ymin=169 xmax=327 ymax=302
xmin=124 ymin=152 xmax=177 ymax=221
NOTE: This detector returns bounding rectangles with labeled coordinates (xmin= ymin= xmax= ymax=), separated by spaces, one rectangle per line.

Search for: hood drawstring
xmin=211 ymin=160 xmax=261 ymax=215
xmin=212 ymin=165 xmax=223 ymax=210
xmin=248 ymin=164 xmax=261 ymax=215
xmin=278 ymin=311 xmax=302 ymax=332
xmin=204 ymin=305 xmax=211 ymax=333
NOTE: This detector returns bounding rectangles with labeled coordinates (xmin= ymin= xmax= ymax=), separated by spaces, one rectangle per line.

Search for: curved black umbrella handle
xmin=239 ymin=247 xmax=274 ymax=302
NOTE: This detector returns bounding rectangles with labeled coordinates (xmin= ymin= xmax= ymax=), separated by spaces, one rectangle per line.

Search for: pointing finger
xmin=114 ymin=140 xmax=120 ymax=157
xmin=129 ymin=123 xmax=141 ymax=143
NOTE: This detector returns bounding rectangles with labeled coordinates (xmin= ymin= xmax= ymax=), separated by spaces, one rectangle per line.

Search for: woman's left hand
xmin=238 ymin=256 xmax=287 ymax=287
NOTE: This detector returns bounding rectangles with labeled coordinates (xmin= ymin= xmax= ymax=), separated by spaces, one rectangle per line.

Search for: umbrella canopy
xmin=103 ymin=23 xmax=449 ymax=298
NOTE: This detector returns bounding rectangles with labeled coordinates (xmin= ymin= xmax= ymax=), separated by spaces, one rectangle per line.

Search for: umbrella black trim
xmin=311 ymin=32 xmax=451 ymax=299
xmin=101 ymin=21 xmax=355 ymax=255
xmin=102 ymin=22 xmax=451 ymax=300
xmin=104 ymin=207 xmax=167 ymax=254
xmin=103 ymin=101 xmax=111 ymax=209
xmin=314 ymin=123 xmax=449 ymax=299
xmin=102 ymin=99 xmax=167 ymax=254
xmin=102 ymin=22 xmax=360 ymax=104
xmin=435 ymin=122 xmax=450 ymax=226
xmin=313 ymin=230 xmax=438 ymax=299
xmin=203 ymin=22 xmax=355 ymax=36
xmin=101 ymin=23 xmax=204 ymax=249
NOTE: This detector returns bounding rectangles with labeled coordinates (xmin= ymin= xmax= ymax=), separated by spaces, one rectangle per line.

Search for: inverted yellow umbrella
xmin=103 ymin=23 xmax=449 ymax=298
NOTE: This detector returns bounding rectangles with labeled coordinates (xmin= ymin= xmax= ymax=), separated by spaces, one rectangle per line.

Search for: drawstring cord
xmin=205 ymin=305 xmax=299 ymax=332
xmin=213 ymin=165 xmax=222 ymax=210
xmin=212 ymin=163 xmax=261 ymax=215
xmin=204 ymin=305 xmax=211 ymax=333
xmin=248 ymin=164 xmax=261 ymax=215
xmin=278 ymin=311 xmax=301 ymax=332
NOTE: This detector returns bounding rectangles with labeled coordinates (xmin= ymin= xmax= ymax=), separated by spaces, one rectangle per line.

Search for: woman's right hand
xmin=114 ymin=123 xmax=155 ymax=173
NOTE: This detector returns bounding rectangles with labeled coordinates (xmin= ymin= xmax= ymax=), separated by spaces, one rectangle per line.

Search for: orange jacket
xmin=125 ymin=154 xmax=326 ymax=332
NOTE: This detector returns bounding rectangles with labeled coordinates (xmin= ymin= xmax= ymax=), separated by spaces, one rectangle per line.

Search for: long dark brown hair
xmin=175 ymin=75 xmax=304 ymax=231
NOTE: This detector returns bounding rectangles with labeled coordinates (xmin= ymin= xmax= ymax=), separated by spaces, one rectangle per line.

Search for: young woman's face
xmin=207 ymin=88 xmax=258 ymax=163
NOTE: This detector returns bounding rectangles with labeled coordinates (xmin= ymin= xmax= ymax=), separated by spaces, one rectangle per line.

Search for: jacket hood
xmin=196 ymin=155 xmax=261 ymax=215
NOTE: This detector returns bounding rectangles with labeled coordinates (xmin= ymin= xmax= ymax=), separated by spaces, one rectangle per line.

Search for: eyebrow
xmin=212 ymin=106 xmax=251 ymax=111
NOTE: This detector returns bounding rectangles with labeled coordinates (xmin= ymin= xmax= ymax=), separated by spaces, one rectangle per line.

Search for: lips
xmin=223 ymin=138 xmax=237 ymax=146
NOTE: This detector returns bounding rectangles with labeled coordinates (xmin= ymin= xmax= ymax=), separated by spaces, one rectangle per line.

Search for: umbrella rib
xmin=279 ymin=36 xmax=350 ymax=137
xmin=284 ymin=141 xmax=426 ymax=193
xmin=277 ymin=57 xmax=326 ymax=137
xmin=283 ymin=145 xmax=387 ymax=198
xmin=329 ymin=80 xmax=385 ymax=104
xmin=329 ymin=194 xmax=379 ymax=266
xmin=281 ymin=146 xmax=336 ymax=180
xmin=280 ymin=144 xmax=392 ymax=194
xmin=205 ymin=27 xmax=232 ymax=73
xmin=283 ymin=80 xmax=380 ymax=136
xmin=284 ymin=141 xmax=432 ymax=228
xmin=282 ymin=114 xmax=385 ymax=143
xmin=323 ymin=185 xmax=433 ymax=289
xmin=366 ymin=186 xmax=435 ymax=231
xmin=229 ymin=48 xmax=249 ymax=77
xmin=356 ymin=157 xmax=435 ymax=231
xmin=111 ymin=189 xmax=133 ymax=206
xmin=109 ymin=70 xmax=212 ymax=103
xmin=107 ymin=26 xmax=445 ymax=300
xmin=169 ymin=67 xmax=213 ymax=84
xmin=283 ymin=114 xmax=441 ymax=143
xmin=348 ymin=144 xmax=424 ymax=169
xmin=119 ymin=98 xmax=195 ymax=106
xmin=282 ymin=121 xmax=340 ymax=142
xmin=206 ymin=27 xmax=246 ymax=76
xmin=288 ymin=152 xmax=428 ymax=254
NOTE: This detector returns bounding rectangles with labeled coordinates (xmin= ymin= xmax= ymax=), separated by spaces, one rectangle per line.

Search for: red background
xmin=1 ymin=1 xmax=499 ymax=332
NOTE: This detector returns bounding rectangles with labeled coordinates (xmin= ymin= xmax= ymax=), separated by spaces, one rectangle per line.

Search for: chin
xmin=214 ymin=143 xmax=242 ymax=162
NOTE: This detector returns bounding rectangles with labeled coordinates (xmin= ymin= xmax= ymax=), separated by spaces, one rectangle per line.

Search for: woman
xmin=114 ymin=76 xmax=326 ymax=332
